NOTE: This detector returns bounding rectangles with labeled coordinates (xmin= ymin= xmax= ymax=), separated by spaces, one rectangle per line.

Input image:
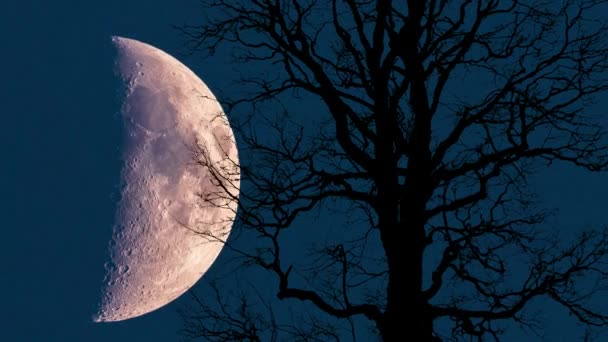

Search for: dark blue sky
xmin=2 ymin=0 xmax=608 ymax=341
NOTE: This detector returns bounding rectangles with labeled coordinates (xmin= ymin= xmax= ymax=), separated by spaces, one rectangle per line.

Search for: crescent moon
xmin=94 ymin=36 xmax=239 ymax=322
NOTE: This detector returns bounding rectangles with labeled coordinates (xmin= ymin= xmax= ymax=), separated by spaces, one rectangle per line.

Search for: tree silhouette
xmin=177 ymin=1 xmax=608 ymax=340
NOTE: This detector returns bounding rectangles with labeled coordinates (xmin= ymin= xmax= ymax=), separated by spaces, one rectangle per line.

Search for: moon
xmin=93 ymin=36 xmax=239 ymax=322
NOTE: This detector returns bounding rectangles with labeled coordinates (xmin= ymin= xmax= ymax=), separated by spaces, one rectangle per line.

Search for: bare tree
xmin=177 ymin=1 xmax=608 ymax=341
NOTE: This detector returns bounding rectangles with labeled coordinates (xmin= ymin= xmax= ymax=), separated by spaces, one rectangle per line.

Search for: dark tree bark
xmin=177 ymin=1 xmax=608 ymax=341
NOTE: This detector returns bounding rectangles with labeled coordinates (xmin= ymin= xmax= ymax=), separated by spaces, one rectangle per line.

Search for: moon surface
xmin=94 ymin=36 xmax=239 ymax=322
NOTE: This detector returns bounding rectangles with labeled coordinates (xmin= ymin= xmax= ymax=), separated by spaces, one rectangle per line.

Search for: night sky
xmin=2 ymin=1 xmax=608 ymax=341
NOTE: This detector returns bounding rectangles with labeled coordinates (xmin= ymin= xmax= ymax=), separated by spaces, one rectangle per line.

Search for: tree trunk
xmin=376 ymin=165 xmax=435 ymax=340
xmin=379 ymin=206 xmax=435 ymax=341
xmin=376 ymin=101 xmax=434 ymax=340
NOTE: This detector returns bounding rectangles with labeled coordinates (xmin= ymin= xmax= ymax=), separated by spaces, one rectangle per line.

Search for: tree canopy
xmin=178 ymin=1 xmax=608 ymax=340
